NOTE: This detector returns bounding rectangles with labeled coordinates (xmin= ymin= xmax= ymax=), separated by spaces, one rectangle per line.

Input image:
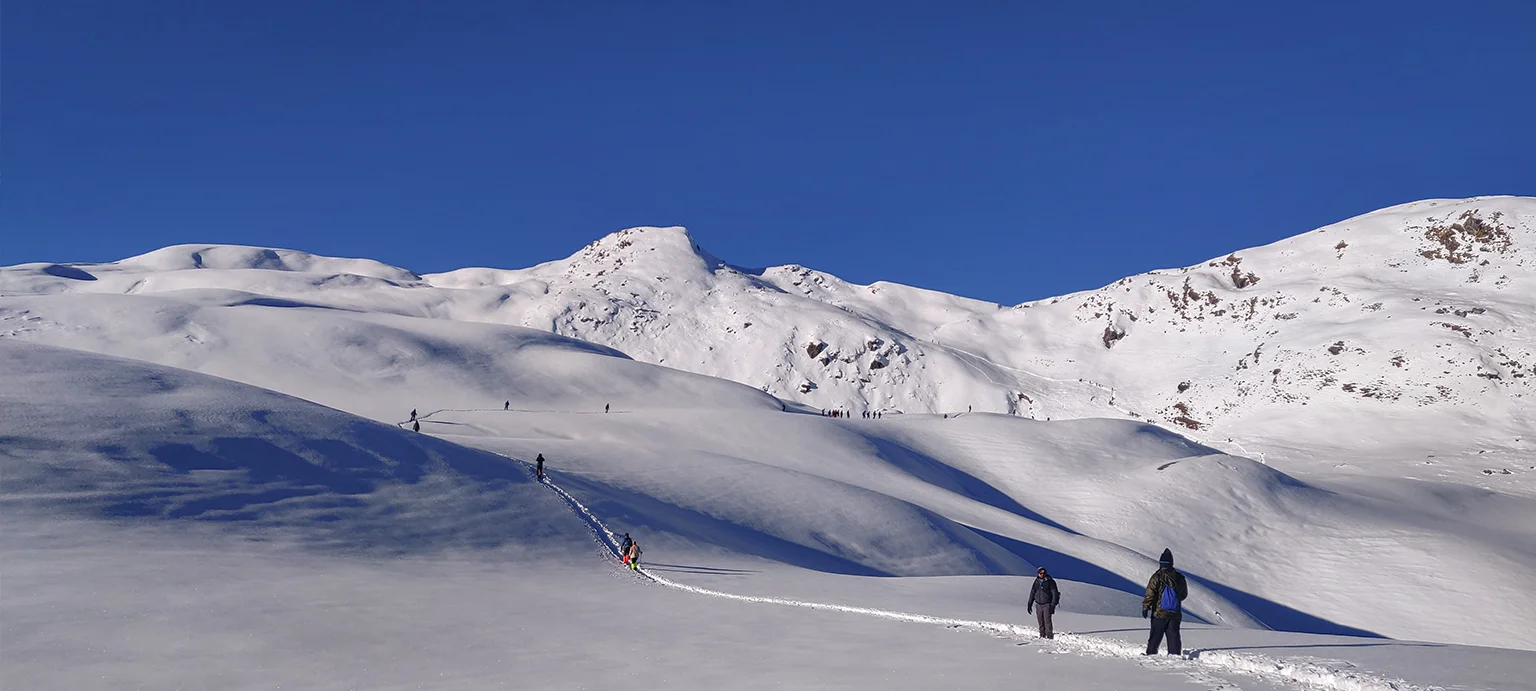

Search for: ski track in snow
xmin=509 ymin=451 xmax=1432 ymax=691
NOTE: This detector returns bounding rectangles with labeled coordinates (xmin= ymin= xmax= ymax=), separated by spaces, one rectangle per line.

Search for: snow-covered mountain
xmin=430 ymin=196 xmax=1534 ymax=480
xmin=6 ymin=196 xmax=1531 ymax=483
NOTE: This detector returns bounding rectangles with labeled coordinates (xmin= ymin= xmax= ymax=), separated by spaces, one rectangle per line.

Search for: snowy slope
xmin=3 ymin=330 xmax=1533 ymax=650
xmin=0 ymin=340 xmax=588 ymax=554
xmin=5 ymin=340 xmax=1535 ymax=691
xmin=429 ymin=407 xmax=1536 ymax=650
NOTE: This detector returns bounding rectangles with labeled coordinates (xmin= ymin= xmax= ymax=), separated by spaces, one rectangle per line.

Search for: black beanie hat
xmin=1159 ymin=548 xmax=1174 ymax=566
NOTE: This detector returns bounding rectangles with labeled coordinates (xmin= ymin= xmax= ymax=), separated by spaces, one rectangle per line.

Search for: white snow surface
xmin=4 ymin=341 xmax=1534 ymax=691
xmin=2 ymin=197 xmax=1536 ymax=689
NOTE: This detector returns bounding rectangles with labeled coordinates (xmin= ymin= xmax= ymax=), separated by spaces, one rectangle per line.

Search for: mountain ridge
xmin=3 ymin=196 xmax=1532 ymax=484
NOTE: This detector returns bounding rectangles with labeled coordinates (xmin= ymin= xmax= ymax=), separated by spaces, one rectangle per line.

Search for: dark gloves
xmin=1027 ymin=605 xmax=1033 ymax=614
xmin=1142 ymin=608 xmax=1150 ymax=619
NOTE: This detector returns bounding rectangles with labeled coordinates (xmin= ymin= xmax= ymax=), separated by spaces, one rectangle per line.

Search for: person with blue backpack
xmin=1141 ymin=548 xmax=1189 ymax=655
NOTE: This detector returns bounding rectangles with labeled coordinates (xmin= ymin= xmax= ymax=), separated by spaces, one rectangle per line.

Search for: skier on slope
xmin=625 ymin=540 xmax=642 ymax=571
xmin=619 ymin=533 xmax=633 ymax=564
xmin=535 ymin=453 xmax=545 ymax=480
xmin=1141 ymin=548 xmax=1189 ymax=655
xmin=1028 ymin=566 xmax=1061 ymax=639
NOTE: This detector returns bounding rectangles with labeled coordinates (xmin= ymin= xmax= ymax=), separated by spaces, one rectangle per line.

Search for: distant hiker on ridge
xmin=1141 ymin=548 xmax=1189 ymax=655
xmin=1028 ymin=566 xmax=1061 ymax=639
xmin=605 ymin=403 xmax=610 ymax=413
xmin=620 ymin=533 xmax=633 ymax=563
xmin=504 ymin=401 xmax=510 ymax=410
xmin=409 ymin=409 xmax=417 ymax=421
xmin=535 ymin=453 xmax=545 ymax=480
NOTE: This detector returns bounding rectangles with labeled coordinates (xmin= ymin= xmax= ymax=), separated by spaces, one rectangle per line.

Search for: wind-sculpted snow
xmin=0 ymin=340 xmax=594 ymax=556
xmin=0 ymin=292 xmax=781 ymax=422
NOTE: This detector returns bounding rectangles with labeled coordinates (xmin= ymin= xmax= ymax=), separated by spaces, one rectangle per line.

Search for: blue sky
xmin=6 ymin=1 xmax=1532 ymax=304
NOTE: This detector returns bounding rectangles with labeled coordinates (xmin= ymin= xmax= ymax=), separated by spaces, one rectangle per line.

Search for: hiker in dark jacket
xmin=535 ymin=453 xmax=545 ymax=480
xmin=619 ymin=533 xmax=633 ymax=562
xmin=1028 ymin=566 xmax=1061 ymax=639
xmin=1141 ymin=548 xmax=1189 ymax=655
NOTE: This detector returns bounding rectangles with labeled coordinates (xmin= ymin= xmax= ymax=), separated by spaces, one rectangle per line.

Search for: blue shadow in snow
xmin=42 ymin=264 xmax=96 ymax=281
xmin=972 ymin=528 xmax=1142 ymax=595
xmin=1184 ymin=572 xmax=1384 ymax=638
xmin=856 ymin=433 xmax=1078 ymax=535
xmin=100 ymin=420 xmax=524 ymax=527
xmin=552 ymin=472 xmax=893 ymax=576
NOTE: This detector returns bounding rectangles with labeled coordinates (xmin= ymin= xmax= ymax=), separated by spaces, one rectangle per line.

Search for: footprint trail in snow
xmin=519 ymin=454 xmax=1432 ymax=691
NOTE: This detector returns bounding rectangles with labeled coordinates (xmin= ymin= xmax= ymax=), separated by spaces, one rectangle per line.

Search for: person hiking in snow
xmin=409 ymin=409 xmax=417 ymax=421
xmin=625 ymin=540 xmax=642 ymax=571
xmin=605 ymin=403 xmax=610 ymax=413
xmin=619 ymin=533 xmax=633 ymax=563
xmin=1141 ymin=548 xmax=1189 ymax=655
xmin=1028 ymin=566 xmax=1061 ymax=639
xmin=535 ymin=453 xmax=545 ymax=480
xmin=504 ymin=401 xmax=510 ymax=410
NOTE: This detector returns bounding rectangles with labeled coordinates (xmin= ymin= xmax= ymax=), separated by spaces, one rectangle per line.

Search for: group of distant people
xmin=821 ymin=409 xmax=886 ymax=419
xmin=1029 ymin=548 xmax=1188 ymax=654
xmin=408 ymin=402 xmax=616 ymax=427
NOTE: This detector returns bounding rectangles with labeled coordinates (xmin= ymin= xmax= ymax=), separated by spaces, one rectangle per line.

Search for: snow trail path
xmin=501 ymin=451 xmax=1434 ymax=691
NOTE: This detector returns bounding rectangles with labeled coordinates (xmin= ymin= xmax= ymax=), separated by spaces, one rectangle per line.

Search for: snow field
xmin=436 ymin=406 xmax=1536 ymax=649
xmin=535 ymin=461 xmax=1462 ymax=691
xmin=3 ymin=340 xmax=1533 ymax=690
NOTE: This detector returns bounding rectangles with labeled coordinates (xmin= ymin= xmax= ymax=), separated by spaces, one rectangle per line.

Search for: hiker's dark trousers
xmin=1147 ymin=612 xmax=1182 ymax=655
xmin=1034 ymin=604 xmax=1054 ymax=639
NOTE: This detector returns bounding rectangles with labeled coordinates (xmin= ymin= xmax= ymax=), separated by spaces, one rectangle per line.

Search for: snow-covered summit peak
xmin=586 ymin=225 xmax=702 ymax=255
xmin=425 ymin=226 xmax=723 ymax=290
xmin=566 ymin=225 xmax=726 ymax=276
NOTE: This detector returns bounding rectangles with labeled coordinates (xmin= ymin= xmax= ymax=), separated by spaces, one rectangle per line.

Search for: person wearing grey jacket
xmin=1028 ymin=567 xmax=1061 ymax=639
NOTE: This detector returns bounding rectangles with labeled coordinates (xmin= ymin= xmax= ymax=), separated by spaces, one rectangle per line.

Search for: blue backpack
xmin=1158 ymin=584 xmax=1180 ymax=612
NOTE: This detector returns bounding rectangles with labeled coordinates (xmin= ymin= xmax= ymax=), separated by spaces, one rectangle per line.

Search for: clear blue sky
xmin=6 ymin=1 xmax=1532 ymax=304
